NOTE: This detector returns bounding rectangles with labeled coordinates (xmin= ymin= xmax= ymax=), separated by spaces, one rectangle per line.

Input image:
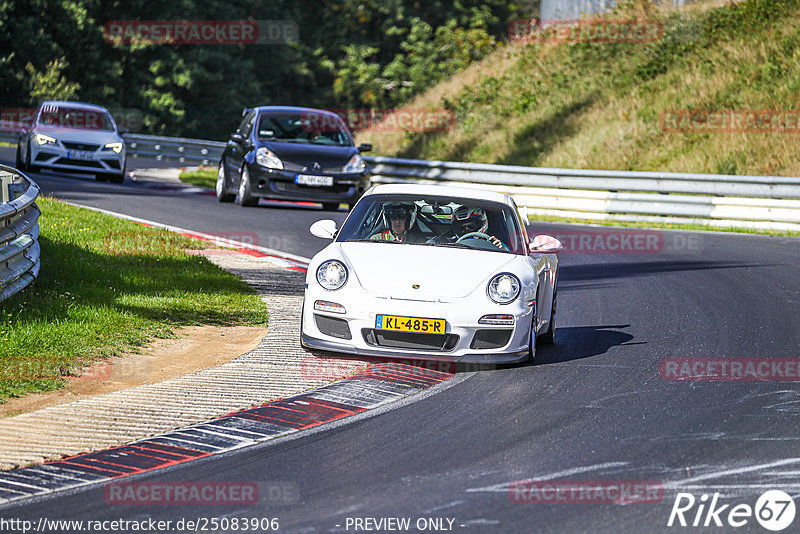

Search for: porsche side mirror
xmin=310 ymin=219 xmax=338 ymax=239
xmin=529 ymin=234 xmax=563 ymax=253
xmin=358 ymin=143 xmax=372 ymax=152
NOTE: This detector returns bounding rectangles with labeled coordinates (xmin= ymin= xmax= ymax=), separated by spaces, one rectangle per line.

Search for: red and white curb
xmin=0 ymin=364 xmax=452 ymax=505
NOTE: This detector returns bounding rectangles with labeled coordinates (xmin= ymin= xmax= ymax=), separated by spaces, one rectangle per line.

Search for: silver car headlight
xmin=487 ymin=273 xmax=521 ymax=304
xmin=36 ymin=134 xmax=56 ymax=146
xmin=316 ymin=260 xmax=348 ymax=290
xmin=343 ymin=154 xmax=365 ymax=174
xmin=255 ymin=147 xmax=283 ymax=169
xmin=103 ymin=142 xmax=123 ymax=153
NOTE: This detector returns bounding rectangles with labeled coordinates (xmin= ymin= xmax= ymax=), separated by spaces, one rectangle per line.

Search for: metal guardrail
xmin=123 ymin=133 xmax=225 ymax=165
xmin=0 ymin=128 xmax=19 ymax=146
xmin=119 ymin=134 xmax=800 ymax=230
xmin=6 ymin=128 xmax=800 ymax=230
xmin=365 ymin=157 xmax=800 ymax=231
xmin=0 ymin=165 xmax=41 ymax=303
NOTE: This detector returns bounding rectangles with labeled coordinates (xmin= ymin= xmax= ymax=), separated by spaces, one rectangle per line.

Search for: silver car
xmin=16 ymin=101 xmax=127 ymax=183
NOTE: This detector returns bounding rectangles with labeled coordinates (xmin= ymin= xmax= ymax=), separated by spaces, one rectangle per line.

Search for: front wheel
xmin=236 ymin=166 xmax=258 ymax=207
xmin=216 ymin=160 xmax=235 ymax=202
xmin=527 ymin=314 xmax=537 ymax=363
xmin=25 ymin=141 xmax=39 ymax=173
xmin=15 ymin=143 xmax=26 ymax=171
xmin=538 ymin=285 xmax=557 ymax=345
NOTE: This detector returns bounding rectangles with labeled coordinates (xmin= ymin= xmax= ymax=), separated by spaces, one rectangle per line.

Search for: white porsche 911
xmin=300 ymin=184 xmax=563 ymax=364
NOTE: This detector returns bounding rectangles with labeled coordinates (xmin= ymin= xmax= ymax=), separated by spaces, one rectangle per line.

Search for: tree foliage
xmin=0 ymin=0 xmax=525 ymax=139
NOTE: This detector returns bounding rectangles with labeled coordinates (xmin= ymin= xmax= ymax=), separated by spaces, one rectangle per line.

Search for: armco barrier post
xmin=0 ymin=171 xmax=13 ymax=204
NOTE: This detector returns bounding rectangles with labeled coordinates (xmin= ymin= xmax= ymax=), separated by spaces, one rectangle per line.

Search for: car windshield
xmin=256 ymin=112 xmax=352 ymax=146
xmin=337 ymin=194 xmax=528 ymax=254
xmin=38 ymin=105 xmax=115 ymax=130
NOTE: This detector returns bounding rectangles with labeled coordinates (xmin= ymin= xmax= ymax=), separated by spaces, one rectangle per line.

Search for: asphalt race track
xmin=2 ymin=146 xmax=800 ymax=533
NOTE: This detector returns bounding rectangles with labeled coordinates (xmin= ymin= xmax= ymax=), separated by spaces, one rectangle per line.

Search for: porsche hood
xmin=339 ymin=242 xmax=517 ymax=300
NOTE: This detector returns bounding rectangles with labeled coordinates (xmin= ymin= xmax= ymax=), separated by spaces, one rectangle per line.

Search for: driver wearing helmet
xmin=446 ymin=205 xmax=508 ymax=250
xmin=370 ymin=202 xmax=423 ymax=243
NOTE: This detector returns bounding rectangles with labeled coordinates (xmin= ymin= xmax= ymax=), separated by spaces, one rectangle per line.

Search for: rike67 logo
xmin=668 ymin=490 xmax=796 ymax=531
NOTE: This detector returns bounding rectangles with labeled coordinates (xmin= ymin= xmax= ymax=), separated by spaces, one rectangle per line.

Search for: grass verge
xmin=0 ymin=196 xmax=268 ymax=402
xmin=361 ymin=0 xmax=800 ymax=177
xmin=179 ymin=166 xmax=217 ymax=189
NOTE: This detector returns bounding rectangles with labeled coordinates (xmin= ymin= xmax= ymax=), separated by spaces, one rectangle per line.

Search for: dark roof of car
xmin=252 ymin=106 xmax=341 ymax=116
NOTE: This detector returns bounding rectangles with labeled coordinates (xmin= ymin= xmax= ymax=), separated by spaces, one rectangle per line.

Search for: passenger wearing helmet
xmin=443 ymin=205 xmax=508 ymax=250
xmin=370 ymin=202 xmax=423 ymax=243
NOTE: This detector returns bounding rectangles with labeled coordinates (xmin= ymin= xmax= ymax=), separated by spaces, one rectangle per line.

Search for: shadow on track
xmin=559 ymin=260 xmax=771 ymax=282
xmin=534 ymin=324 xmax=638 ymax=365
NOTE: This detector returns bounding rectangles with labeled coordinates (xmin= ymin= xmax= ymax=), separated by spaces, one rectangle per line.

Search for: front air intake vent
xmin=314 ymin=314 xmax=352 ymax=340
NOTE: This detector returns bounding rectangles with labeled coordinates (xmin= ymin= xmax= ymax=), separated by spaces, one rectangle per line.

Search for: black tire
xmin=236 ymin=166 xmax=258 ymax=207
xmin=538 ymin=285 xmax=557 ymax=345
xmin=322 ymin=202 xmax=340 ymax=211
xmin=110 ymin=161 xmax=127 ymax=184
xmin=25 ymin=141 xmax=39 ymax=173
xmin=216 ymin=160 xmax=235 ymax=202
xmin=15 ymin=143 xmax=25 ymax=170
xmin=527 ymin=313 xmax=537 ymax=363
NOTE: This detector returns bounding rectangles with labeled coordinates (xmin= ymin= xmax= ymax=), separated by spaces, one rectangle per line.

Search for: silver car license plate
xmin=296 ymin=174 xmax=333 ymax=187
xmin=68 ymin=150 xmax=94 ymax=161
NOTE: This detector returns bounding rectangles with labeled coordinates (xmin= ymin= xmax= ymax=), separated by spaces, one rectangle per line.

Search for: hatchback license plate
xmin=68 ymin=150 xmax=94 ymax=160
xmin=296 ymin=174 xmax=333 ymax=187
xmin=375 ymin=314 xmax=445 ymax=333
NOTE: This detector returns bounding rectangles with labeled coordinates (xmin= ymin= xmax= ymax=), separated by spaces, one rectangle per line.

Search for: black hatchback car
xmin=216 ymin=106 xmax=371 ymax=209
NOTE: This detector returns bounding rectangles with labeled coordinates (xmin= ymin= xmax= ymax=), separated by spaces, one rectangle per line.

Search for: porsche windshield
xmin=256 ymin=112 xmax=352 ymax=146
xmin=337 ymin=194 xmax=528 ymax=254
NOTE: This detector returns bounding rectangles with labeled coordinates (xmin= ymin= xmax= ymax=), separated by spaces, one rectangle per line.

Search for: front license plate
xmin=68 ymin=150 xmax=94 ymax=160
xmin=296 ymin=174 xmax=333 ymax=187
xmin=375 ymin=314 xmax=446 ymax=333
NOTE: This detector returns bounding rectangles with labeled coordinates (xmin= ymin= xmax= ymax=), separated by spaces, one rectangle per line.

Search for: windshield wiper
xmin=418 ymin=242 xmax=471 ymax=249
xmin=309 ymin=140 xmax=346 ymax=146
xmin=346 ymin=238 xmax=402 ymax=244
xmin=259 ymin=137 xmax=310 ymax=143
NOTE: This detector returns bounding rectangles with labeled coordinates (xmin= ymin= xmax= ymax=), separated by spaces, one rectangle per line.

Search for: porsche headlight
xmin=104 ymin=142 xmax=123 ymax=153
xmin=316 ymin=260 xmax=348 ymax=290
xmin=255 ymin=147 xmax=283 ymax=169
xmin=487 ymin=273 xmax=521 ymax=304
xmin=36 ymin=134 xmax=56 ymax=146
xmin=343 ymin=154 xmax=365 ymax=174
